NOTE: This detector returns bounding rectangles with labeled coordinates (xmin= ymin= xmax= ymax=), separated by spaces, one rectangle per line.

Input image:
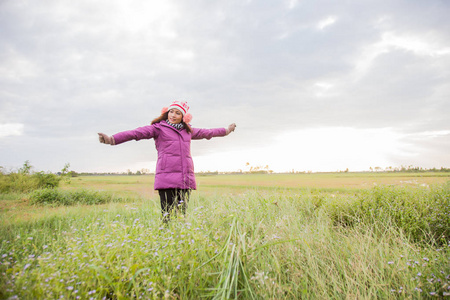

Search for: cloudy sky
xmin=1 ymin=0 xmax=449 ymax=173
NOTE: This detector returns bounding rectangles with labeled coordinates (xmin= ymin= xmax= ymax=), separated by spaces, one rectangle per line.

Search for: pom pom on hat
xmin=183 ymin=113 xmax=192 ymax=123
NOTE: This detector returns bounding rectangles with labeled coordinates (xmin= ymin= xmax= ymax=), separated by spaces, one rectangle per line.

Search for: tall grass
xmin=328 ymin=183 xmax=450 ymax=244
xmin=1 ymin=184 xmax=449 ymax=299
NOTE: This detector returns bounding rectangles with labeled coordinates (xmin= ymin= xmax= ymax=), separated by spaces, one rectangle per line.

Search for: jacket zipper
xmin=179 ymin=133 xmax=185 ymax=186
xmin=163 ymin=122 xmax=188 ymax=188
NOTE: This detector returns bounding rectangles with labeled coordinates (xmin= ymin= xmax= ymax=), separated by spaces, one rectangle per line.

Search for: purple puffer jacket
xmin=112 ymin=121 xmax=226 ymax=190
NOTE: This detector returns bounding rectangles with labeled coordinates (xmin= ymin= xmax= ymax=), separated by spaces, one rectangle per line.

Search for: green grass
xmin=29 ymin=188 xmax=126 ymax=206
xmin=0 ymin=173 xmax=449 ymax=299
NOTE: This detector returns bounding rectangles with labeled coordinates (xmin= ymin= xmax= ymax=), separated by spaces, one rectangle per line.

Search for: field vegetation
xmin=0 ymin=170 xmax=449 ymax=299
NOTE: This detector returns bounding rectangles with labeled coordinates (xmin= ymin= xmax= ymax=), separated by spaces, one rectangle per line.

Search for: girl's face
xmin=168 ymin=109 xmax=183 ymax=124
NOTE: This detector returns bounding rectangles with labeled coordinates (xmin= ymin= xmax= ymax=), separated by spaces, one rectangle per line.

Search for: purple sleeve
xmin=112 ymin=124 xmax=158 ymax=145
xmin=191 ymin=127 xmax=227 ymax=140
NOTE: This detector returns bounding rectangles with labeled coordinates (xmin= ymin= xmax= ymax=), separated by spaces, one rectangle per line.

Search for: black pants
xmin=158 ymin=189 xmax=190 ymax=221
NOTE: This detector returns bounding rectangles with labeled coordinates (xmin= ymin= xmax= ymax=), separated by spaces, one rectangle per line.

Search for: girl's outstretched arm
xmin=191 ymin=123 xmax=237 ymax=140
xmin=98 ymin=124 xmax=159 ymax=146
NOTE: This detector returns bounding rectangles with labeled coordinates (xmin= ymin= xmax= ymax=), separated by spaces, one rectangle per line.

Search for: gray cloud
xmin=1 ymin=0 xmax=449 ymax=172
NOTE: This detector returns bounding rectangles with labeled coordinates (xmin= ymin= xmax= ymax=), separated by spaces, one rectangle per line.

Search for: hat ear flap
xmin=161 ymin=107 xmax=168 ymax=114
xmin=183 ymin=113 xmax=192 ymax=123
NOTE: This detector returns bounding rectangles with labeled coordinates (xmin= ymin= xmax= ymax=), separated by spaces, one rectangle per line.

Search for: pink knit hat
xmin=161 ymin=101 xmax=192 ymax=123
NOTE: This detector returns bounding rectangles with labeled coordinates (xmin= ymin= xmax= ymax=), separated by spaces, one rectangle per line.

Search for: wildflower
xmin=28 ymin=237 xmax=33 ymax=240
xmin=67 ymin=286 xmax=74 ymax=291
xmin=388 ymin=261 xmax=394 ymax=265
xmin=251 ymin=271 xmax=268 ymax=285
xmin=417 ymin=272 xmax=422 ymax=277
xmin=177 ymin=265 xmax=181 ymax=269
xmin=423 ymin=257 xmax=429 ymax=262
xmin=430 ymin=292 xmax=436 ymax=296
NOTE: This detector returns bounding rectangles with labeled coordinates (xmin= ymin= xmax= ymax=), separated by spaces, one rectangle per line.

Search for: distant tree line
xmin=370 ymin=166 xmax=450 ymax=172
xmin=2 ymin=161 xmax=449 ymax=178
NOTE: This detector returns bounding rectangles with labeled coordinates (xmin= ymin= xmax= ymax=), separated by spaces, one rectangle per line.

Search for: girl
xmin=98 ymin=101 xmax=236 ymax=221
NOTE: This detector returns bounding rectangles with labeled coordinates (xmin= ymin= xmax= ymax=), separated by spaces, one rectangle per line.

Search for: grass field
xmin=67 ymin=171 xmax=450 ymax=194
xmin=1 ymin=172 xmax=449 ymax=299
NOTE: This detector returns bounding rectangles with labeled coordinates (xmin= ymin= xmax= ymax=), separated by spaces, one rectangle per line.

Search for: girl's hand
xmin=226 ymin=123 xmax=236 ymax=135
xmin=98 ymin=133 xmax=114 ymax=145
